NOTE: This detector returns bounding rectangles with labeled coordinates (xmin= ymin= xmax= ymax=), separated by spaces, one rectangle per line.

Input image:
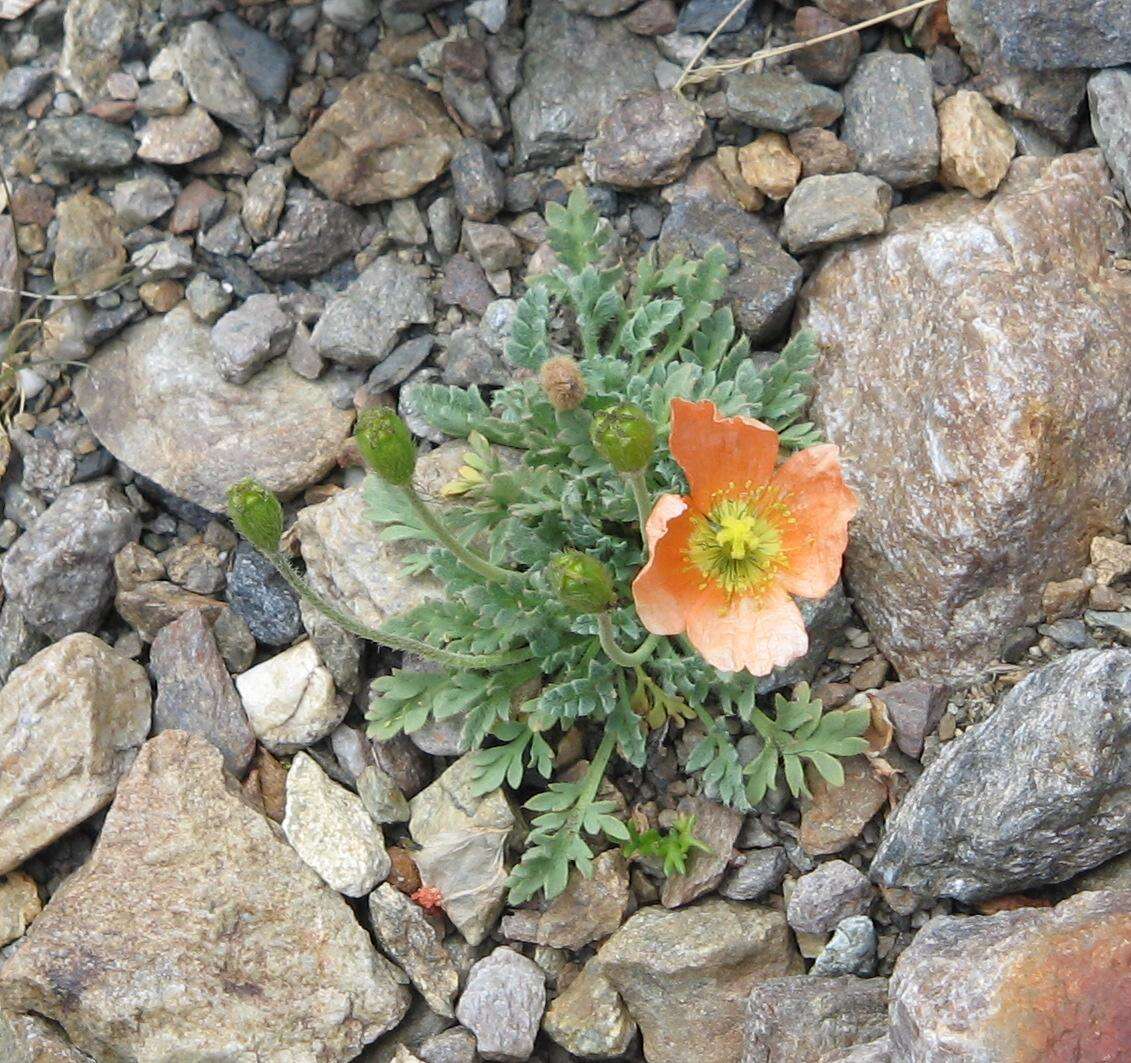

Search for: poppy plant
xmin=633 ymin=399 xmax=858 ymax=676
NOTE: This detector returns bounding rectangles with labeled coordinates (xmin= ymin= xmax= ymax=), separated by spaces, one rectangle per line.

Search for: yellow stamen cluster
xmin=686 ymin=490 xmax=792 ymax=596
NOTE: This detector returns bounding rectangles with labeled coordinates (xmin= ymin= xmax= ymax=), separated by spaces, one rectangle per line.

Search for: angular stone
xmin=214 ymin=11 xmax=294 ymax=105
xmin=114 ymin=582 xmax=224 ymax=643
xmin=110 ymin=175 xmax=175 ymax=231
xmin=137 ymin=106 xmax=222 ymax=165
xmin=283 ymin=752 xmax=389 ymax=896
xmin=211 ymin=293 xmax=295 ymax=383
xmin=227 ymin=541 xmax=303 ymax=647
xmin=292 ymin=72 xmax=460 ymax=204
xmin=720 ymin=846 xmax=789 ymax=901
xmin=794 ymin=6 xmax=860 ymax=86
xmin=1089 ymin=68 xmax=1131 ymax=205
xmin=53 ymin=191 xmax=126 ymax=298
xmin=246 ymin=193 xmax=366 ymax=279
xmin=742 ymin=976 xmax=889 ymax=1063
xmin=455 ymin=947 xmax=545 ymax=1063
xmin=449 ymin=139 xmax=505 ymax=223
xmin=60 ymin=0 xmax=138 ymax=105
xmin=409 ymin=753 xmax=514 ymax=946
xmin=738 ymin=132 xmax=802 ymax=200
xmin=781 ymin=173 xmax=891 ymax=254
xmin=0 ymin=217 xmax=19 ymax=332
xmin=596 ymin=899 xmax=803 ymax=1063
xmin=235 ymin=640 xmax=343 ymax=754
xmin=938 ymin=90 xmax=1016 ymax=198
xmin=0 ymin=871 xmax=40 ymax=948
xmin=2 ymin=480 xmax=139 ymax=640
xmin=875 ymin=679 xmax=947 ymax=759
xmin=358 ymin=765 xmax=410 ymax=824
xmin=661 ymin=796 xmax=741 ymax=908
xmin=787 ymin=860 xmax=873 ymax=933
xmin=179 ymin=21 xmax=262 ymax=139
xmin=369 ymin=883 xmax=459 ymax=1017
xmin=511 ymin=0 xmax=659 ymax=167
xmin=800 ymin=152 xmax=1131 ymax=679
xmin=725 ymin=72 xmax=844 ymax=132
xmin=0 ymin=634 xmax=150 ymax=876
xmin=582 ymin=91 xmax=704 ymax=189
xmin=0 ymin=732 xmax=410 ymax=1057
xmin=241 ymin=163 xmax=288 ymax=242
xmin=543 ymin=962 xmax=636 ymax=1059
xmin=526 ymin=849 xmax=630 ymax=950
xmin=872 ymin=649 xmax=1131 ymax=901
xmin=889 ymin=891 xmax=1130 ymax=1060
xmin=36 ymin=116 xmax=136 ymax=172
xmin=0 ymin=1010 xmax=91 ymax=1062
xmin=658 ymin=195 xmax=802 ymax=344
xmin=75 ymin=305 xmax=354 ymax=513
xmin=841 ymin=53 xmax=939 ymax=188
xmin=311 ymin=254 xmax=434 ymax=367
xmin=149 ymin=608 xmax=255 ymax=777
xmin=811 ymin=915 xmax=877 ymax=977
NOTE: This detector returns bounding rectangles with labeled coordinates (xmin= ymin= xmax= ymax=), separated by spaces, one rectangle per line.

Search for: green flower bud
xmin=356 ymin=406 xmax=416 ymax=486
xmin=227 ymin=478 xmax=284 ymax=553
xmin=549 ymin=551 xmax=616 ymax=615
xmin=591 ymin=403 xmax=655 ymax=473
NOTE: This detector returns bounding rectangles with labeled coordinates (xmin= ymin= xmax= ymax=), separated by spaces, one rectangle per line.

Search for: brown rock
xmin=715 ymin=146 xmax=766 ymax=211
xmin=543 ymin=962 xmax=636 ymax=1058
xmin=529 ymin=850 xmax=630 ymax=950
xmin=138 ymin=279 xmax=182 ymax=313
xmin=938 ymin=90 xmax=1016 ymax=197
xmin=137 ymin=106 xmax=222 ymax=165
xmin=1091 ymin=536 xmax=1131 ymax=586
xmin=738 ymin=133 xmax=801 ymax=200
xmin=115 ymin=581 xmax=224 ymax=642
xmin=52 ymin=192 xmax=125 ymax=298
xmin=1041 ymin=577 xmax=1089 ymax=620
xmin=794 ymin=7 xmax=861 ymax=86
xmin=0 ymin=872 xmax=41 ymax=948
xmin=0 ymin=732 xmax=411 ymax=1059
xmin=292 ymin=72 xmax=460 ymax=205
xmin=661 ymin=796 xmax=742 ymax=908
xmin=625 ymin=0 xmax=677 ymax=35
xmin=789 ymin=127 xmax=857 ymax=177
xmin=169 ymin=178 xmax=226 ymax=234
xmin=800 ymin=152 xmax=1131 ymax=679
xmin=800 ymin=757 xmax=887 ymax=855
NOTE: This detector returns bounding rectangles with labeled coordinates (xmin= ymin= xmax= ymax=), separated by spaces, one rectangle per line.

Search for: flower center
xmin=686 ymin=494 xmax=790 ymax=596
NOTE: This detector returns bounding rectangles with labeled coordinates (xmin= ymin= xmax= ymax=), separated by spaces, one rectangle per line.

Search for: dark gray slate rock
xmin=247 ymin=194 xmax=366 ymax=280
xmin=450 ymin=138 xmax=506 ymax=222
xmin=841 ymin=53 xmax=938 ymax=188
xmin=226 ymin=542 xmax=303 ymax=647
xmin=811 ymin=915 xmax=877 ymax=977
xmin=2 ymin=480 xmax=139 ymax=640
xmin=679 ymin=0 xmax=753 ymax=34
xmin=872 ymin=649 xmax=1131 ymax=901
xmin=657 ymin=195 xmax=802 ymax=344
xmin=150 ymin=608 xmax=255 ymax=777
xmin=179 ymin=21 xmax=262 ymax=139
xmin=214 ymin=12 xmax=294 ymax=105
xmin=724 ymin=73 xmax=844 ymax=132
xmin=1089 ymin=68 xmax=1131 ymax=204
xmin=719 ymin=846 xmax=789 ymax=901
xmin=511 ymin=0 xmax=659 ymax=167
xmin=742 ymin=976 xmax=889 ymax=1063
xmin=37 ymin=116 xmax=136 ymax=172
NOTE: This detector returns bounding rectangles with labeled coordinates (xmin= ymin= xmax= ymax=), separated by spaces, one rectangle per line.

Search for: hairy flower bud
xmin=548 ymin=551 xmax=616 ymax=615
xmin=539 ymin=355 xmax=587 ymax=412
xmin=356 ymin=406 xmax=416 ymax=486
xmin=591 ymin=403 xmax=655 ymax=473
xmin=227 ymin=478 xmax=284 ymax=553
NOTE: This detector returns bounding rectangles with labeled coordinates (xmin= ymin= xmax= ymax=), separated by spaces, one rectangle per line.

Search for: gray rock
xmin=597 ymin=899 xmax=803 ymax=1063
xmin=450 ymin=138 xmax=506 ymax=222
xmin=822 ymin=1038 xmax=891 ymax=1062
xmin=800 ymin=152 xmax=1131 ymax=679
xmin=74 ymin=305 xmax=354 ymax=513
xmin=0 ymin=634 xmax=151 ymax=876
xmin=2 ymin=480 xmax=139 ymax=640
xmin=137 ymin=79 xmax=189 ymax=117
xmin=367 ymin=335 xmax=436 ymax=393
xmin=111 ymin=175 xmax=175 ymax=231
xmin=185 ymin=272 xmax=232 ymax=324
xmin=811 ymin=915 xmax=877 ymax=976
xmin=409 ymin=753 xmax=514 ymax=946
xmin=455 ymin=947 xmax=545 ymax=1062
xmin=242 ymin=164 xmax=288 ymax=243
xmin=60 ymin=0 xmax=138 ymax=105
xmin=661 ymin=796 xmax=742 ymax=908
xmin=427 ymin=196 xmax=461 ymax=256
xmin=150 ymin=608 xmax=255 ymax=777
xmin=369 ymin=883 xmax=459 ymax=1017
xmin=37 ymin=116 xmax=136 ymax=172
xmin=438 ymin=326 xmax=506 ymax=387
xmin=872 ymin=649 xmax=1131 ymax=901
xmin=358 ymin=765 xmax=410 ymax=824
xmin=417 ymin=1027 xmax=478 ymax=1063
xmin=1089 ymin=68 xmax=1131 ymax=204
xmin=462 ymin=221 xmax=521 ymax=272
xmin=130 ymin=236 xmax=194 ymax=281
xmin=0 ymin=65 xmax=52 ymax=110
xmin=781 ymin=173 xmax=891 ymax=254
xmin=725 ymin=72 xmax=844 ymax=132
xmin=137 ymin=106 xmax=222 ymax=165
xmin=301 ymin=600 xmax=361 ymax=693
xmin=211 ymin=294 xmax=295 ymax=384
xmin=247 ymin=193 xmax=366 ymax=279
xmin=786 ymin=860 xmax=873 ymax=934
xmin=679 ymin=0 xmax=752 ymax=34
xmin=324 ymin=0 xmax=378 ymax=31
xmin=889 ymin=891 xmax=1129 ymax=1061
xmin=841 ymin=53 xmax=938 ymax=188
xmin=511 ymin=0 xmax=659 ymax=167
xmin=312 ymin=255 xmax=434 ymax=368
xmin=0 ymin=600 xmax=48 ymax=686
xmin=388 ymin=199 xmax=428 ymax=246
xmin=720 ymin=846 xmax=789 ymax=901
xmin=875 ymin=679 xmax=948 ymax=759
xmin=0 ymin=217 xmax=18 ymax=333
xmin=657 ymin=195 xmax=802 ymax=344
xmin=542 ymin=962 xmax=636 ymax=1059
xmin=560 ymin=0 xmax=638 ymax=13
xmin=742 ymin=976 xmax=889 ymax=1063
xmin=282 ymin=752 xmax=390 ymax=896
xmin=0 ymin=732 xmax=410 ymax=1058
xmin=214 ymin=12 xmax=294 ymax=105
xmin=179 ymin=21 xmax=262 ymax=139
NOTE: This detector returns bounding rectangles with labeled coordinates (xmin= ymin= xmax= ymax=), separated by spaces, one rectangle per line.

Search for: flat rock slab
xmin=0 ymin=634 xmax=150 ymax=876
xmin=800 ymin=151 xmax=1131 ymax=680
xmin=0 ymin=731 xmax=410 ymax=1060
xmin=74 ymin=304 xmax=354 ymax=514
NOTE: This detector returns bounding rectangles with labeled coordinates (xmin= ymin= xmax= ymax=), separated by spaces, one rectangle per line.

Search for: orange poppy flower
xmin=632 ymin=399 xmax=858 ymax=676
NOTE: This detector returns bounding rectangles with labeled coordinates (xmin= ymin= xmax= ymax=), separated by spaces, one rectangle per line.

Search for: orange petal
xmin=669 ymin=398 xmax=779 ymax=510
xmin=772 ymin=444 xmax=859 ymax=599
xmin=685 ymin=584 xmax=809 ymax=676
xmin=632 ymin=494 xmax=697 ymax=635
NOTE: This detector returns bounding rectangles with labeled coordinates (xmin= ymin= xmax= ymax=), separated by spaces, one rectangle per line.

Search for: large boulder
xmin=0 ymin=635 xmax=150 ymax=876
xmin=889 ymin=891 xmax=1130 ymax=1060
xmin=800 ymin=152 xmax=1131 ymax=680
xmin=871 ymin=649 xmax=1131 ymax=901
xmin=0 ymin=732 xmax=410 ymax=1059
xmin=74 ymin=304 xmax=354 ymax=513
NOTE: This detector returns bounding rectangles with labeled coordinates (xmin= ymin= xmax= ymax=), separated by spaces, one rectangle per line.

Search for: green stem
xmin=580 ymin=726 xmax=618 ymax=806
xmin=268 ymin=550 xmax=531 ymax=670
xmin=597 ymin=612 xmax=659 ymax=668
xmin=404 ymin=485 xmax=520 ymax=587
xmin=627 ymin=470 xmax=653 ymax=538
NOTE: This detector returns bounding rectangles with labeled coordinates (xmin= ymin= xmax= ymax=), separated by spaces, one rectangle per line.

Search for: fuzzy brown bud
xmin=539 ymin=355 xmax=587 ymax=412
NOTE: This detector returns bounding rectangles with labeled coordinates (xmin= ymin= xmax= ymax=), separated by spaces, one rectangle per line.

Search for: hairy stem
xmin=268 ymin=550 xmax=531 ymax=669
xmin=627 ymin=471 xmax=653 ymax=539
xmin=597 ymin=612 xmax=659 ymax=668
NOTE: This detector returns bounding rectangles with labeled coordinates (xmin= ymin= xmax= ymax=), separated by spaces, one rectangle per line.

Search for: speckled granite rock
xmin=542 ymin=961 xmax=636 ymax=1059
xmin=801 ymin=152 xmax=1131 ymax=680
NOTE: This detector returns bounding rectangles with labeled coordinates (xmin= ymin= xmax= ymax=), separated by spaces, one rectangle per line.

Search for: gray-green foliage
xmin=364 ymin=187 xmax=862 ymax=902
